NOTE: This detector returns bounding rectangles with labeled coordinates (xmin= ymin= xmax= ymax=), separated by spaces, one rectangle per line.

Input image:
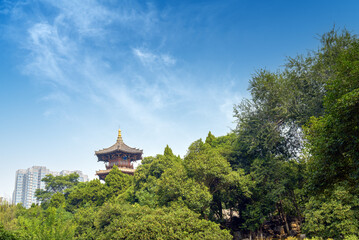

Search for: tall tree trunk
xmin=291 ymin=190 xmax=302 ymax=227
xmin=278 ymin=199 xmax=290 ymax=234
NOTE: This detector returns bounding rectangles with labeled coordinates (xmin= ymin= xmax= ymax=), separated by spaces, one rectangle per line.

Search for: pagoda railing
xmin=106 ymin=161 xmax=133 ymax=170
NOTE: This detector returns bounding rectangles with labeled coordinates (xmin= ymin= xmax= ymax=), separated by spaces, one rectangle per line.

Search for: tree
xmin=305 ymin=38 xmax=359 ymax=194
xmin=35 ymin=173 xmax=80 ymax=207
xmin=0 ymin=223 xmax=22 ymax=240
xmin=184 ymin=133 xmax=253 ymax=222
xmin=134 ymin=146 xmax=182 ymax=207
xmin=232 ymin=29 xmax=357 ymax=169
xmin=16 ymin=206 xmax=76 ymax=240
xmin=105 ymin=165 xmax=133 ymax=199
xmin=230 ymin=28 xmax=358 ymax=235
xmin=73 ymin=206 xmax=98 ymax=240
xmin=94 ymin=203 xmax=232 ymax=240
xmin=156 ymin=163 xmax=213 ymax=216
xmin=49 ymin=192 xmax=65 ymax=208
xmin=302 ymin=30 xmax=359 ymax=238
xmin=66 ymin=179 xmax=107 ymax=211
xmin=164 ymin=144 xmax=175 ymax=157
xmin=303 ymin=184 xmax=359 ymax=238
xmin=41 ymin=173 xmax=80 ymax=193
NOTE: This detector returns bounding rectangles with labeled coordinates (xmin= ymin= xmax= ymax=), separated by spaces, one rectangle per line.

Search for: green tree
xmin=134 ymin=146 xmax=182 ymax=207
xmin=0 ymin=223 xmax=21 ymax=240
xmin=16 ymin=206 xmax=76 ymax=240
xmin=0 ymin=202 xmax=19 ymax=232
xmin=302 ymin=30 xmax=359 ymax=238
xmin=156 ymin=163 xmax=213 ymax=216
xmin=35 ymin=173 xmax=80 ymax=207
xmin=105 ymin=165 xmax=133 ymax=199
xmin=184 ymin=133 xmax=253 ymax=222
xmin=41 ymin=173 xmax=79 ymax=193
xmin=232 ymin=29 xmax=357 ymax=170
xmin=305 ymin=38 xmax=359 ymax=194
xmin=49 ymin=192 xmax=65 ymax=208
xmin=73 ymin=206 xmax=98 ymax=240
xmin=94 ymin=203 xmax=232 ymax=240
xmin=303 ymin=184 xmax=359 ymax=238
xmin=229 ymin=28 xmax=357 ymax=235
xmin=66 ymin=179 xmax=107 ymax=211
xmin=164 ymin=144 xmax=175 ymax=157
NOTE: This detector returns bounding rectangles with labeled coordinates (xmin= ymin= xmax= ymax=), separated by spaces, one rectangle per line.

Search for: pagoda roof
xmin=95 ymin=129 xmax=143 ymax=156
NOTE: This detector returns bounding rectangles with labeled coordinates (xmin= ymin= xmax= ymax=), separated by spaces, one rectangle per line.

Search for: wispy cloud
xmin=0 ymin=0 xmax=13 ymax=15
xmin=46 ymin=0 xmax=115 ymax=36
xmin=133 ymin=48 xmax=176 ymax=68
xmin=5 ymin=0 xmax=240 ymax=155
xmin=40 ymin=92 xmax=70 ymax=104
xmin=24 ymin=22 xmax=74 ymax=88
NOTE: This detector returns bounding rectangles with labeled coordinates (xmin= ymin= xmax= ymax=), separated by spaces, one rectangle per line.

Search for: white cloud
xmin=1 ymin=0 xmax=248 ymax=201
xmin=43 ymin=0 xmax=158 ymax=38
xmin=161 ymin=54 xmax=176 ymax=65
xmin=132 ymin=48 xmax=176 ymax=68
xmin=24 ymin=22 xmax=74 ymax=88
xmin=47 ymin=0 xmax=114 ymax=36
xmin=12 ymin=0 xmax=240 ymax=155
xmin=40 ymin=92 xmax=70 ymax=103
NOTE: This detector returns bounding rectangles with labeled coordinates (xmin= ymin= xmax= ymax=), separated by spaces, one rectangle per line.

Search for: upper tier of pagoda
xmin=95 ymin=129 xmax=143 ymax=162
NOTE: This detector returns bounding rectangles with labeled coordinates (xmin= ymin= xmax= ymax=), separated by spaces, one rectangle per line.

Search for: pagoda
xmin=95 ymin=129 xmax=143 ymax=180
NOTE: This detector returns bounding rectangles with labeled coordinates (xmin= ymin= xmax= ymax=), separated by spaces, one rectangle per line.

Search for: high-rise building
xmin=12 ymin=166 xmax=88 ymax=208
xmin=12 ymin=166 xmax=50 ymax=208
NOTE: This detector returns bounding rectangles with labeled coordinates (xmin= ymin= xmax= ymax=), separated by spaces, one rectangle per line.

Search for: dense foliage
xmin=1 ymin=29 xmax=358 ymax=239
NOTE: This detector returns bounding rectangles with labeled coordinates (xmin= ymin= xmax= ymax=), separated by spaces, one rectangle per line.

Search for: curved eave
xmin=95 ymin=142 xmax=143 ymax=156
xmin=95 ymin=148 xmax=143 ymax=155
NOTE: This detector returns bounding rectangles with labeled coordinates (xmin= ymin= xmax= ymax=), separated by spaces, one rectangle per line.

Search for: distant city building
xmin=12 ymin=166 xmax=50 ymax=208
xmin=12 ymin=166 xmax=88 ymax=208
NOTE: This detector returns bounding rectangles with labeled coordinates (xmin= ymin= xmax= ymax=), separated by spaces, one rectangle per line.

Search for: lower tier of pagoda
xmin=96 ymin=168 xmax=135 ymax=180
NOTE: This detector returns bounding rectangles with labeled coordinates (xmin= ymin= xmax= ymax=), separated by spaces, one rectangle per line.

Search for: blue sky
xmin=1 ymin=0 xmax=359 ymax=198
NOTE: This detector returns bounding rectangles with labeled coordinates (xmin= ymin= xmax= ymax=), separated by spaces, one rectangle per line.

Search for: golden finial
xmin=117 ymin=129 xmax=122 ymax=142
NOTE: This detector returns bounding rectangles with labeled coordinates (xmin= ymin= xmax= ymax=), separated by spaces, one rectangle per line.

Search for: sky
xmin=1 ymin=0 xmax=359 ymax=199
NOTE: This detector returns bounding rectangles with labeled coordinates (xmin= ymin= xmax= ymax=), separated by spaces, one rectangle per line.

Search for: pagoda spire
xmin=117 ymin=129 xmax=123 ymax=142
